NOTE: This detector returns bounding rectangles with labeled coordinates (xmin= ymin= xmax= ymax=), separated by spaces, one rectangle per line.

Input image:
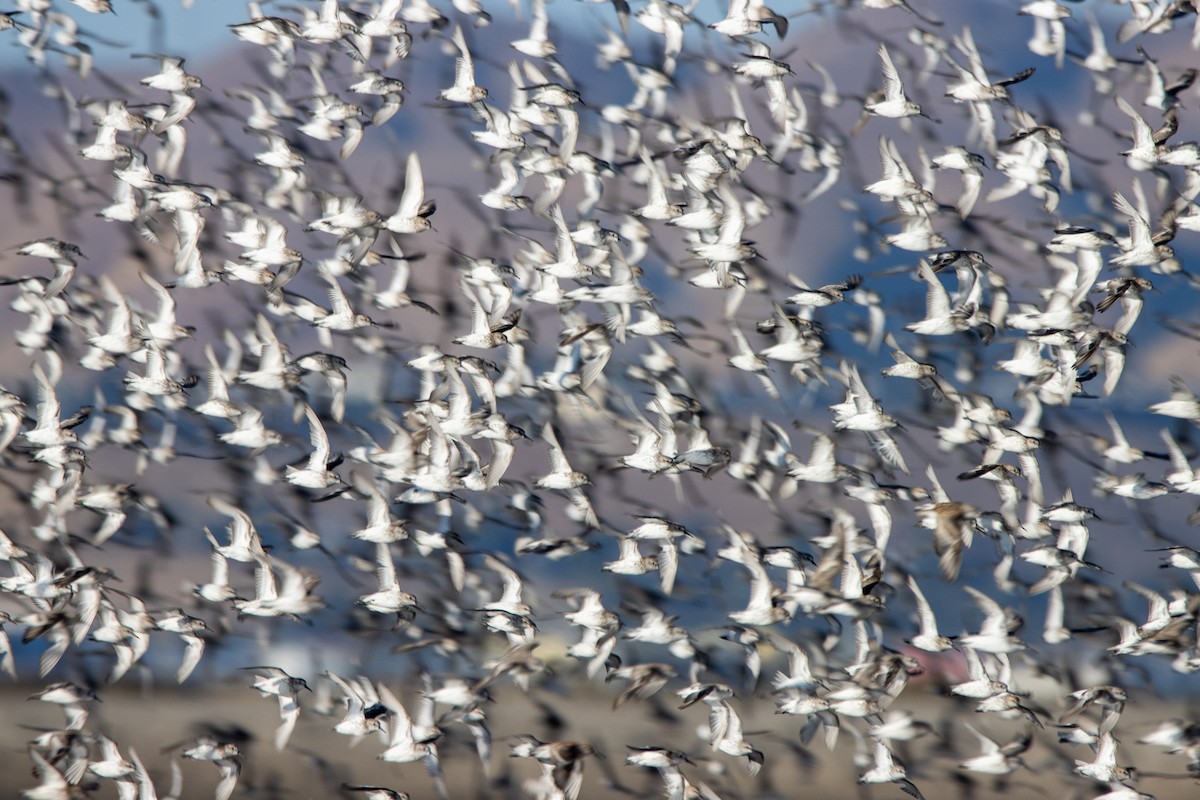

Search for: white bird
xmin=604 ymin=535 xmax=658 ymax=579
xmin=87 ymin=735 xmax=136 ymax=783
xmin=1111 ymin=184 xmax=1171 ymax=268
xmin=1149 ymin=377 xmax=1200 ymax=420
xmin=30 ymin=682 xmax=95 ymax=731
xmin=788 ymin=433 xmax=842 ymax=484
xmin=285 ymin=405 xmax=341 ymax=489
xmin=206 ymin=496 xmax=268 ymax=563
xmin=377 ymin=683 xmax=439 ymax=769
xmin=234 ymin=554 xmax=323 ymax=619
xmin=633 ymin=147 xmax=683 ymax=220
xmin=182 ymin=738 xmax=240 ymax=800
xmin=958 ymin=724 xmax=1028 ymax=775
xmin=864 ymin=44 xmax=924 ymax=121
xmin=155 ymin=610 xmax=208 ymax=683
xmin=439 ymin=25 xmax=487 ymax=103
xmin=706 ymin=697 xmax=764 ymax=775
xmin=729 ymin=545 xmax=788 ymax=627
xmin=247 ymin=666 xmax=310 ymax=750
xmin=931 ymin=146 xmax=985 ymax=218
xmin=511 ymin=0 xmax=554 ymax=57
xmin=453 ymin=282 xmax=510 ymax=349
xmin=907 ymin=261 xmax=969 ymax=335
xmin=866 ymin=135 xmax=924 ymax=200
xmin=124 ymin=342 xmax=186 ymax=397
xmin=906 ymin=574 xmax=952 ymax=652
xmin=326 ymin=672 xmax=386 ymax=740
xmin=959 ymin=586 xmax=1024 ymax=654
xmin=351 ymin=476 xmax=407 ymax=543
xmin=534 ymin=422 xmax=591 ymax=492
xmin=358 ymin=542 xmax=418 ymax=615
xmin=24 ymin=749 xmax=75 ymax=800
xmin=481 ymin=553 xmax=532 ymax=619
xmin=384 ymin=151 xmax=434 ymax=234
xmin=858 ymin=738 xmax=923 ymax=798
xmin=542 ymin=205 xmax=590 ymax=280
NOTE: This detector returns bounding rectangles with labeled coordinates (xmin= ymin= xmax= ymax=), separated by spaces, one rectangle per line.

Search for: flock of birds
xmin=6 ymin=0 xmax=1200 ymax=798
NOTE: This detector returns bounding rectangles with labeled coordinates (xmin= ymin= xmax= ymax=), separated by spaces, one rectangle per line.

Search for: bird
xmin=907 ymin=261 xmax=970 ymax=336
xmin=357 ymin=541 xmax=418 ymax=616
xmin=326 ymin=673 xmax=387 ymax=740
xmin=533 ymin=423 xmax=595 ymax=524
xmin=285 ymin=405 xmax=342 ymax=490
xmin=958 ymin=723 xmax=1030 ymax=775
xmin=30 ymin=683 xmax=96 ymax=731
xmin=906 ymin=574 xmax=953 ymax=652
xmin=439 ymin=25 xmax=487 ymax=104
xmin=375 ymin=683 xmax=444 ymax=800
xmin=959 ymin=586 xmax=1025 ymax=654
xmin=342 ymin=787 xmax=409 ymax=800
xmin=245 ymin=666 xmax=311 ymax=750
xmin=1149 ymin=377 xmax=1200 ymax=420
xmin=182 ymin=738 xmax=240 ymax=800
xmin=23 ymin=748 xmax=81 ymax=800
xmin=858 ymin=738 xmax=924 ymax=799
xmin=155 ymin=610 xmax=209 ymax=683
xmin=384 ymin=151 xmax=435 ymax=234
xmin=862 ymin=43 xmax=925 ymax=123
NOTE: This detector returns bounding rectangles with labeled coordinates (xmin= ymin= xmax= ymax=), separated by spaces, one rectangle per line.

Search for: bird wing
xmin=451 ymin=26 xmax=475 ymax=88
xmin=326 ymin=276 xmax=352 ymax=317
xmin=1115 ymin=95 xmax=1153 ymax=152
xmin=397 ymin=151 xmax=425 ymax=218
xmin=255 ymin=557 xmax=278 ymax=601
xmin=215 ymin=758 xmax=240 ymax=800
xmin=658 ymin=540 xmax=678 ymax=596
xmin=878 ymin=44 xmax=904 ymax=102
xmin=177 ymin=633 xmax=204 ymax=683
xmin=550 ymin=205 xmax=578 ymax=264
xmin=918 ymin=262 xmax=952 ymax=319
xmin=1113 ymin=189 xmax=1152 ymax=253
xmin=542 ymin=423 xmax=571 ymax=474
xmin=375 ymin=542 xmax=397 ymax=590
xmin=907 ymin=575 xmax=940 ymax=638
xmin=808 ymin=434 xmax=835 ymax=471
xmin=965 ymin=586 xmax=1006 ymax=636
xmin=304 ymin=405 xmax=331 ymax=469
xmin=379 ymin=684 xmax=415 ymax=748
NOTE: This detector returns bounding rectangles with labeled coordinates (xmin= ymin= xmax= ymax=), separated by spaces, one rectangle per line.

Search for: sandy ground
xmin=3 ymin=676 xmax=1200 ymax=800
